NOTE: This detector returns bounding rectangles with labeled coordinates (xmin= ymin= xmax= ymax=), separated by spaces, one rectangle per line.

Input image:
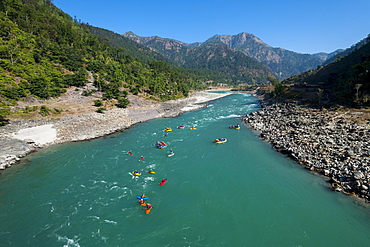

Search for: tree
xmin=268 ymin=77 xmax=285 ymax=98
xmin=116 ymin=97 xmax=130 ymax=108
xmin=355 ymin=84 xmax=362 ymax=102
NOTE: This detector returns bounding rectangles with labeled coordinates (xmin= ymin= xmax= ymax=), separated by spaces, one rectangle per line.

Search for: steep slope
xmin=0 ymin=0 xmax=207 ymax=121
xmin=283 ymin=35 xmax=370 ymax=106
xmin=183 ymin=43 xmax=275 ymax=84
xmin=84 ymin=26 xmax=173 ymax=64
xmin=322 ymin=35 xmax=370 ymax=66
xmin=123 ymin=31 xmax=191 ymax=65
xmin=205 ymin=32 xmax=325 ymax=79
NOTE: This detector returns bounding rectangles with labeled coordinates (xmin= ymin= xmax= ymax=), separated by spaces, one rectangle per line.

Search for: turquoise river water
xmin=0 ymin=92 xmax=369 ymax=247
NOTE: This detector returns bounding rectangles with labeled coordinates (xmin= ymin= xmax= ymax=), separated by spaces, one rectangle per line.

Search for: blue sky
xmin=54 ymin=0 xmax=370 ymax=54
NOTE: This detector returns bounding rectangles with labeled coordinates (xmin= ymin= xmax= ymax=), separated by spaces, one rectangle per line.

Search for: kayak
xmin=177 ymin=125 xmax=185 ymax=129
xmin=145 ymin=207 xmax=152 ymax=214
xmin=136 ymin=196 xmax=149 ymax=200
xmin=190 ymin=127 xmax=196 ymax=130
xmin=167 ymin=152 xmax=175 ymax=157
xmin=132 ymin=171 xmax=141 ymax=176
xmin=164 ymin=127 xmax=172 ymax=132
xmin=159 ymin=179 xmax=167 ymax=185
xmin=147 ymin=170 xmax=156 ymax=174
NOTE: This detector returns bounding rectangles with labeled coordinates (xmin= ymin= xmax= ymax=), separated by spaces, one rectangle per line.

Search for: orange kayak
xmin=145 ymin=207 xmax=152 ymax=214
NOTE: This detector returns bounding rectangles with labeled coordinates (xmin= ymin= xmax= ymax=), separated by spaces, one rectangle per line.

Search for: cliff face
xmin=123 ymin=31 xmax=328 ymax=80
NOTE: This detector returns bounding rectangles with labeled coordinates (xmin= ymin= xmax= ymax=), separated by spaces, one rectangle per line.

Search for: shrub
xmin=96 ymin=107 xmax=106 ymax=113
xmin=116 ymin=97 xmax=130 ymax=108
xmin=93 ymin=99 xmax=103 ymax=107
xmin=39 ymin=105 xmax=51 ymax=116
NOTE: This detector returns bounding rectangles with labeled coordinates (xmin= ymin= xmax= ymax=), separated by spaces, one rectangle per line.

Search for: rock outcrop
xmin=244 ymin=102 xmax=370 ymax=202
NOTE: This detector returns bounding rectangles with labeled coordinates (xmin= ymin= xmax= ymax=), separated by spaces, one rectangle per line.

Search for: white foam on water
xmin=104 ymin=219 xmax=117 ymax=225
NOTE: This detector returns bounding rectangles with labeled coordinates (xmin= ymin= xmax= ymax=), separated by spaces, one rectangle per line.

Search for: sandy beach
xmin=0 ymin=90 xmax=232 ymax=170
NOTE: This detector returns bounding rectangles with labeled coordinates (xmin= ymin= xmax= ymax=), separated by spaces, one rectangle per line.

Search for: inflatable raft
xmin=156 ymin=141 xmax=167 ymax=149
xmin=214 ymin=138 xmax=227 ymax=144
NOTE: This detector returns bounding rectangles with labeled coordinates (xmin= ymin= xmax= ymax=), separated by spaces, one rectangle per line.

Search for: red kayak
xmin=159 ymin=179 xmax=167 ymax=185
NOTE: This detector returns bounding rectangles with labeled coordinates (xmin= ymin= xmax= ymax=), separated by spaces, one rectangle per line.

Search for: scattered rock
xmin=244 ymin=102 xmax=370 ymax=202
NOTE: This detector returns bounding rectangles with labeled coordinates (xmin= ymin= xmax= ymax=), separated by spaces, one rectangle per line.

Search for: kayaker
xmin=159 ymin=179 xmax=167 ymax=185
xmin=146 ymin=203 xmax=153 ymax=209
xmin=128 ymin=151 xmax=133 ymax=155
xmin=138 ymin=199 xmax=146 ymax=206
xmin=140 ymin=156 xmax=145 ymax=161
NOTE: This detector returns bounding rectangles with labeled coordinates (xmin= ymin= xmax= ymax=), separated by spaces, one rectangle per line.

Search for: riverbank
xmin=0 ymin=90 xmax=231 ymax=171
xmin=243 ymin=101 xmax=370 ymax=202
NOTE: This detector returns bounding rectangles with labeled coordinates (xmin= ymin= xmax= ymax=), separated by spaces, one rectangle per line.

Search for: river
xmin=0 ymin=92 xmax=369 ymax=247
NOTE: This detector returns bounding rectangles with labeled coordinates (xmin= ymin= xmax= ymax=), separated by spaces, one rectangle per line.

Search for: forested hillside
xmin=282 ymin=35 xmax=370 ymax=106
xmin=83 ymin=26 xmax=173 ymax=64
xmin=182 ymin=43 xmax=275 ymax=84
xmin=0 ymin=0 xmax=207 ymax=121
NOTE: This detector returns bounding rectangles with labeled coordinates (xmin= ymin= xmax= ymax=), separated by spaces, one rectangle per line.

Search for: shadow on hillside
xmin=0 ymin=116 xmax=9 ymax=126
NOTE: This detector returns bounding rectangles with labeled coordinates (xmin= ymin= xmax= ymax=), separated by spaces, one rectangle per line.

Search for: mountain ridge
xmin=123 ymin=31 xmax=336 ymax=80
xmin=123 ymin=31 xmax=275 ymax=85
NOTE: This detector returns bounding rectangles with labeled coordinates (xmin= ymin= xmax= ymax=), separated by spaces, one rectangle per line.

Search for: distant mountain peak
xmin=123 ymin=31 xmax=138 ymax=38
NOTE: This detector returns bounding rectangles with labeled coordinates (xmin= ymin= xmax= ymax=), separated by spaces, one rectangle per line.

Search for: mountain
xmin=124 ymin=32 xmax=330 ymax=80
xmin=204 ymin=33 xmax=326 ymax=79
xmin=123 ymin=32 xmax=275 ymax=84
xmin=312 ymin=49 xmax=344 ymax=61
xmin=282 ymin=35 xmax=370 ymax=106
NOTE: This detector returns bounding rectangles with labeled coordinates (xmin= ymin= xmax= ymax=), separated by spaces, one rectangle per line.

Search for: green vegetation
xmin=0 ymin=0 xmax=207 ymax=120
xmin=93 ymin=100 xmax=103 ymax=107
xmin=116 ymin=97 xmax=130 ymax=108
xmin=96 ymin=107 xmax=106 ymax=113
xmin=282 ymin=35 xmax=370 ymax=106
xmin=268 ymin=77 xmax=286 ymax=99
xmin=39 ymin=105 xmax=51 ymax=116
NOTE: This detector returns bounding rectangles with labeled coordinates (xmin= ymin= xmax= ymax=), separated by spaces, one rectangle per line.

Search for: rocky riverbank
xmin=243 ymin=102 xmax=370 ymax=202
xmin=0 ymin=90 xmax=231 ymax=171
